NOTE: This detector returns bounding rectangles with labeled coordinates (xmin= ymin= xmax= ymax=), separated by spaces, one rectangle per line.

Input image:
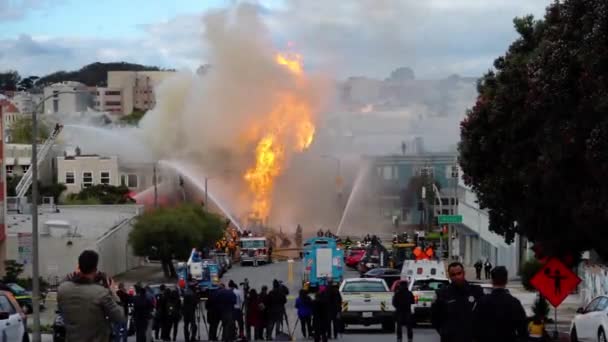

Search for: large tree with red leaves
xmin=459 ymin=0 xmax=608 ymax=259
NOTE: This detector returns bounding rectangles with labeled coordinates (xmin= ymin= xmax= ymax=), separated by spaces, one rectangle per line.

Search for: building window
xmin=22 ymin=165 xmax=29 ymax=173
xmin=382 ymin=166 xmax=393 ymax=180
xmin=105 ymin=101 xmax=121 ymax=106
xmin=121 ymin=174 xmax=138 ymax=188
xmin=82 ymin=171 xmax=93 ymax=187
xmin=100 ymin=171 xmax=110 ymax=184
xmin=6 ymin=165 xmax=13 ymax=176
xmin=106 ymin=91 xmax=121 ymax=96
xmin=451 ymin=165 xmax=459 ymax=178
xmin=53 ymin=100 xmax=59 ymax=113
xmin=65 ymin=171 xmax=75 ymax=184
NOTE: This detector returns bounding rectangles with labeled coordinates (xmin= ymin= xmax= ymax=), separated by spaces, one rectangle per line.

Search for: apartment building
xmin=107 ymin=71 xmax=174 ymax=115
xmin=94 ymin=87 xmax=123 ymax=114
xmin=43 ymin=81 xmax=93 ymax=114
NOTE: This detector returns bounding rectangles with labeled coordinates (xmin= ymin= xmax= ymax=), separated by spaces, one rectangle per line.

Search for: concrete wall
xmin=95 ymin=217 xmax=142 ymax=278
xmin=43 ymin=82 xmax=93 ymax=115
xmin=6 ymin=234 xmax=96 ymax=284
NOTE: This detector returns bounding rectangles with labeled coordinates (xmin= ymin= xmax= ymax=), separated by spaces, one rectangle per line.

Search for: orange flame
xmin=244 ymin=51 xmax=314 ymax=219
xmin=275 ymin=53 xmax=303 ymax=75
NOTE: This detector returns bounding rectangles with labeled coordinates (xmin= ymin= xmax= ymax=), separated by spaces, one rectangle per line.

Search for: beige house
xmin=107 ymin=71 xmax=175 ymax=115
xmin=55 ymin=153 xmax=157 ymax=195
xmin=56 ymin=154 xmax=120 ymax=194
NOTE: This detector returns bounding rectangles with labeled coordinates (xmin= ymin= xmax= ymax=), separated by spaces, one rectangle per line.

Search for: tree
xmin=129 ymin=204 xmax=226 ymax=278
xmin=119 ymin=109 xmax=146 ymax=125
xmin=10 ymin=116 xmax=49 ymax=144
xmin=66 ymin=184 xmax=132 ymax=205
xmin=459 ymin=1 xmax=608 ymax=259
xmin=17 ymin=76 xmax=39 ymax=91
xmin=37 ymin=62 xmax=166 ymax=87
xmin=0 ymin=71 xmax=21 ymax=91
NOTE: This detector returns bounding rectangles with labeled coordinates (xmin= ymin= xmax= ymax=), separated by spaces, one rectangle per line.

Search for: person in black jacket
xmin=133 ymin=286 xmax=154 ymax=342
xmin=206 ymin=289 xmax=220 ymax=341
xmin=266 ymin=280 xmax=287 ymax=339
xmin=474 ymin=266 xmax=528 ymax=342
xmin=182 ymin=287 xmax=199 ymax=342
xmin=431 ymin=262 xmax=484 ymax=342
xmin=393 ymin=281 xmax=415 ymax=342
xmin=326 ymin=282 xmax=343 ymax=339
xmin=312 ymin=291 xmax=329 ymax=342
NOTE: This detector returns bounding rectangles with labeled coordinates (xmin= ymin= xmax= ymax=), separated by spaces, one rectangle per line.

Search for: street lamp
xmin=30 ymin=90 xmax=90 ymax=342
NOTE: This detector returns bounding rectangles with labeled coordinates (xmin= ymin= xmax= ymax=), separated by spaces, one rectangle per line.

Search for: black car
xmin=362 ymin=268 xmax=401 ymax=288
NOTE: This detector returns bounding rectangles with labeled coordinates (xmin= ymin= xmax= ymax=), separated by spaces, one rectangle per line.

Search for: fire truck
xmin=239 ymin=236 xmax=269 ymax=266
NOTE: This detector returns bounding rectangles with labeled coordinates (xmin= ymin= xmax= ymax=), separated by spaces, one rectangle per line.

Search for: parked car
xmin=570 ymin=295 xmax=608 ymax=342
xmin=216 ymin=252 xmax=232 ymax=269
xmin=5 ymin=282 xmax=45 ymax=314
xmin=345 ymin=249 xmax=365 ymax=268
xmin=362 ymin=268 xmax=401 ymax=288
xmin=0 ymin=290 xmax=27 ymax=342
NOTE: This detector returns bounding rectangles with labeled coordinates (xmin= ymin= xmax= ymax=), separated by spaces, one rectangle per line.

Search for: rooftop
xmin=6 ymin=205 xmax=142 ymax=239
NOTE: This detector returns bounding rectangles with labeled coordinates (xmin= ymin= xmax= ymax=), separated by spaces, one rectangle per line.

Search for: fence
xmin=579 ymin=264 xmax=608 ymax=306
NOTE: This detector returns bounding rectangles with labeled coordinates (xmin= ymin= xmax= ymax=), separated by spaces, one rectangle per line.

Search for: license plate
xmin=362 ymin=312 xmax=373 ymax=318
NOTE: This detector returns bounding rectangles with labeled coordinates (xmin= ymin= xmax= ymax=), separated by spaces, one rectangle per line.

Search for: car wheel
xmin=570 ymin=326 xmax=578 ymax=342
xmin=599 ymin=328 xmax=607 ymax=342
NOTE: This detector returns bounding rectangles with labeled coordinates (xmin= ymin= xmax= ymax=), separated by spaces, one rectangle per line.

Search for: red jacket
xmin=247 ymin=298 xmax=263 ymax=327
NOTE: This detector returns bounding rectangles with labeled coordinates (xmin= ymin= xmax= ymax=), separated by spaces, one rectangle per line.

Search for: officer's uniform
xmin=473 ymin=288 xmax=528 ymax=342
xmin=431 ymin=282 xmax=484 ymax=342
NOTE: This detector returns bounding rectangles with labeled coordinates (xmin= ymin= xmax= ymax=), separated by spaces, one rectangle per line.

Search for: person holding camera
xmin=58 ymin=250 xmax=126 ymax=342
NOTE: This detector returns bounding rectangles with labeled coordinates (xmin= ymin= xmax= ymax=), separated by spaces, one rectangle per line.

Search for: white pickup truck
xmin=339 ymin=278 xmax=395 ymax=332
xmin=408 ymin=277 xmax=450 ymax=322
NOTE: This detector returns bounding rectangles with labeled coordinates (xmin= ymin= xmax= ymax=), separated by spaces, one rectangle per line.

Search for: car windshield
xmin=412 ymin=279 xmax=449 ymax=291
xmin=241 ymin=240 xmax=266 ymax=249
xmin=8 ymin=283 xmax=26 ymax=294
xmin=342 ymin=281 xmax=386 ymax=292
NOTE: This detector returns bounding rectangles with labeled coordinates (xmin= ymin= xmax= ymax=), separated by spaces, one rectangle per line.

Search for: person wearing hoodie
xmin=57 ymin=250 xmax=125 ymax=342
xmin=295 ymin=289 xmax=313 ymax=339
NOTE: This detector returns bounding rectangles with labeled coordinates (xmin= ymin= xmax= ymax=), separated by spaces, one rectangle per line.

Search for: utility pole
xmin=448 ymin=160 xmax=458 ymax=262
xmin=204 ymin=177 xmax=208 ymax=208
xmin=153 ymin=163 xmax=158 ymax=208
xmin=31 ymin=101 xmax=41 ymax=342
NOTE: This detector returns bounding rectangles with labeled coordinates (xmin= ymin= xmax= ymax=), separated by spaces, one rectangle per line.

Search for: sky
xmin=0 ymin=0 xmax=550 ymax=79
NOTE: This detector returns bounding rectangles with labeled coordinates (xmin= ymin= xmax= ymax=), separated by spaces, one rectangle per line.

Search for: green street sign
xmin=438 ymin=215 xmax=463 ymax=224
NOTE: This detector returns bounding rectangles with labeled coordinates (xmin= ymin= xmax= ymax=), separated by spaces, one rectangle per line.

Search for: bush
xmin=3 ymin=260 xmax=24 ymax=283
xmin=520 ymin=258 xmax=543 ymax=291
xmin=532 ymin=294 xmax=550 ymax=320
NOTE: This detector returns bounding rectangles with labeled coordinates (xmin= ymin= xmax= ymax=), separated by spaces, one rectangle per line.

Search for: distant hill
xmin=37 ymin=62 xmax=172 ymax=87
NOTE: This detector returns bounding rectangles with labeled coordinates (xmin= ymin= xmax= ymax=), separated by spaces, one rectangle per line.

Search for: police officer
xmin=431 ymin=262 xmax=483 ymax=342
xmin=473 ymin=266 xmax=528 ymax=342
xmin=393 ymin=281 xmax=415 ymax=342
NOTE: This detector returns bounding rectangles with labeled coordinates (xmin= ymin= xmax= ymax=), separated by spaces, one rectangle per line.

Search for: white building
xmin=11 ymin=92 xmax=42 ymax=114
xmin=43 ymin=81 xmax=93 ymax=115
xmin=94 ymin=87 xmax=123 ymax=114
xmin=6 ymin=205 xmax=143 ymax=281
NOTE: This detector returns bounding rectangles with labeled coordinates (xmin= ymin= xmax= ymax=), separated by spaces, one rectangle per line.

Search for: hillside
xmin=37 ymin=62 xmax=171 ymax=87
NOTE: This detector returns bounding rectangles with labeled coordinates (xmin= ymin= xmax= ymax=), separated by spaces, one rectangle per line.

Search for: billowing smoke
xmin=138 ymin=3 xmax=332 ymax=224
